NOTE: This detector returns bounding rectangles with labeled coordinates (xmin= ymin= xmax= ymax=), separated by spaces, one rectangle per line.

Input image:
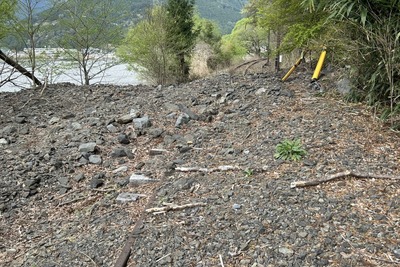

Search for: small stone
xmin=117 ymin=133 xmax=130 ymax=144
xmin=255 ymin=87 xmax=267 ymax=95
xmin=111 ymin=147 xmax=128 ymax=158
xmin=107 ymin=124 xmax=118 ymax=133
xmin=116 ymin=114 xmax=133 ymax=124
xmin=89 ymin=155 xmax=102 ymax=165
xmin=49 ymin=117 xmax=60 ymax=125
xmin=15 ymin=116 xmax=26 ymax=124
xmin=303 ymin=160 xmax=317 ymax=167
xmin=298 ymin=232 xmax=308 ymax=238
xmin=130 ymin=109 xmax=141 ymax=118
xmin=116 ymin=193 xmax=146 ymax=203
xmin=2 ymin=125 xmax=17 ymax=135
xmin=133 ymin=116 xmax=151 ymax=129
xmin=58 ymin=177 xmax=69 ymax=186
xmin=178 ymin=146 xmax=192 ymax=153
xmin=175 ymin=113 xmax=190 ymax=128
xmin=177 ymin=104 xmax=199 ymax=120
xmin=112 ymin=166 xmax=128 ymax=173
xmin=20 ymin=127 xmax=29 ymax=135
xmin=74 ymin=173 xmax=85 ymax=182
xmin=393 ymin=249 xmax=400 ymax=259
xmin=78 ymin=142 xmax=97 ymax=153
xmin=149 ymin=149 xmax=167 ymax=156
xmin=148 ymin=128 xmax=164 ymax=138
xmin=90 ymin=178 xmax=104 ymax=189
xmin=232 ymin=203 xmax=241 ymax=210
xmin=62 ymin=113 xmax=75 ymax=119
xmin=71 ymin=122 xmax=82 ymax=130
xmin=0 ymin=138 xmax=8 ymax=145
xmin=278 ymin=247 xmax=294 ymax=256
xmin=129 ymin=174 xmax=158 ymax=185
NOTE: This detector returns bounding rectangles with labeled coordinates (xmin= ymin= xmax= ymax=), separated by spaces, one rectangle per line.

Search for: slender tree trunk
xmin=0 ymin=49 xmax=42 ymax=86
xmin=266 ymin=29 xmax=271 ymax=64
xmin=275 ymin=31 xmax=281 ymax=72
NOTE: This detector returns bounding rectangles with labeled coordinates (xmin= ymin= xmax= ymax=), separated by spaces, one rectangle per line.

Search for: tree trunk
xmin=0 ymin=49 xmax=42 ymax=86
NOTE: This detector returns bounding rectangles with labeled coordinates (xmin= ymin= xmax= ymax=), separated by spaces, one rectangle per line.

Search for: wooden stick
xmin=291 ymin=170 xmax=400 ymax=188
xmin=219 ymin=254 xmax=225 ymax=267
xmin=175 ymin=165 xmax=239 ymax=173
xmin=146 ymin=202 xmax=207 ymax=213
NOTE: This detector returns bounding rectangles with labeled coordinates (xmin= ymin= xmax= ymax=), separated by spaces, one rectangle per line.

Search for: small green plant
xmin=243 ymin=168 xmax=254 ymax=177
xmin=274 ymin=139 xmax=306 ymax=161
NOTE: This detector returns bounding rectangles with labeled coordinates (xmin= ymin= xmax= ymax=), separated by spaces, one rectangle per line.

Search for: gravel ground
xmin=0 ymin=70 xmax=399 ymax=267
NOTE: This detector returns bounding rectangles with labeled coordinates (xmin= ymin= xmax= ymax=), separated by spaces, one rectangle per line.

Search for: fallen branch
xmin=0 ymin=49 xmax=42 ymax=86
xmin=175 ymin=165 xmax=239 ymax=173
xmin=146 ymin=202 xmax=207 ymax=214
xmin=219 ymin=254 xmax=225 ymax=267
xmin=291 ymin=170 xmax=400 ymax=188
xmin=58 ymin=197 xmax=85 ymax=207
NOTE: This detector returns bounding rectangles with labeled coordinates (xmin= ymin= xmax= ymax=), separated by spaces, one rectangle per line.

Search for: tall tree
xmin=57 ymin=0 xmax=124 ymax=85
xmin=118 ymin=5 xmax=174 ymax=85
xmin=0 ymin=0 xmax=16 ymax=40
xmin=9 ymin=0 xmax=59 ymax=87
xmin=0 ymin=0 xmax=42 ymax=87
xmin=166 ymin=0 xmax=197 ymax=83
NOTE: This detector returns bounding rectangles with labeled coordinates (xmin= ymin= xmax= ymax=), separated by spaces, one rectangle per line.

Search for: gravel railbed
xmin=0 ymin=72 xmax=399 ymax=267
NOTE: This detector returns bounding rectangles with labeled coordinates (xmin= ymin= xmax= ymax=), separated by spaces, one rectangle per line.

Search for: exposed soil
xmin=0 ymin=69 xmax=399 ymax=267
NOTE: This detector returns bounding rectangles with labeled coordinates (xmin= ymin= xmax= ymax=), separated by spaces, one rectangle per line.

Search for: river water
xmin=0 ymin=63 xmax=142 ymax=92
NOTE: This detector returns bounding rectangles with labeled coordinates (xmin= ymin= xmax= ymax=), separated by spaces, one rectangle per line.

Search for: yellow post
xmin=282 ymin=57 xmax=303 ymax=82
xmin=312 ymin=49 xmax=327 ymax=80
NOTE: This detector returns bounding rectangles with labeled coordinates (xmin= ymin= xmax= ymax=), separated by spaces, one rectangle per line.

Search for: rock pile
xmin=0 ymin=72 xmax=399 ymax=266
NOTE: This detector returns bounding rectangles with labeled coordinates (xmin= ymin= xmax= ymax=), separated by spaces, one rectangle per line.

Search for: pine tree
xmin=166 ymin=0 xmax=197 ymax=83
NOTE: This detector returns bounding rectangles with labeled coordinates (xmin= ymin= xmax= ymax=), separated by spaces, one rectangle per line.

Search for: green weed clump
xmin=274 ymin=139 xmax=306 ymax=161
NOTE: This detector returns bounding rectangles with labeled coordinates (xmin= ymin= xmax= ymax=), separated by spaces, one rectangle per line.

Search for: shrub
xmin=274 ymin=139 xmax=306 ymax=161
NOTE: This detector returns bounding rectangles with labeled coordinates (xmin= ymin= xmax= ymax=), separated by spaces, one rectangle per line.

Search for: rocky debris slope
xmin=0 ymin=72 xmax=399 ymax=267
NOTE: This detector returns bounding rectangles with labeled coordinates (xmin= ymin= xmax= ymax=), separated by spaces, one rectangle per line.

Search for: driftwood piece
xmin=291 ymin=170 xmax=400 ymax=188
xmin=146 ymin=202 xmax=207 ymax=214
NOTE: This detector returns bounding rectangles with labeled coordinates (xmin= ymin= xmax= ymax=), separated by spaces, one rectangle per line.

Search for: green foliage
xmin=194 ymin=15 xmax=222 ymax=47
xmin=227 ymin=17 xmax=269 ymax=57
xmin=56 ymin=0 xmax=124 ymax=85
xmin=119 ymin=1 xmax=198 ymax=84
xmin=118 ymin=5 xmax=175 ymax=85
xmin=166 ymin=0 xmax=198 ymax=83
xmin=243 ymin=168 xmax=254 ymax=177
xmin=318 ymin=0 xmax=400 ymax=122
xmin=0 ymin=0 xmax=16 ymax=40
xmin=274 ymin=139 xmax=307 ymax=161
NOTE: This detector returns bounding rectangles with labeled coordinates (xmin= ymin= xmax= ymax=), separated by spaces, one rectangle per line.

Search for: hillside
xmin=1 ymin=69 xmax=399 ymax=266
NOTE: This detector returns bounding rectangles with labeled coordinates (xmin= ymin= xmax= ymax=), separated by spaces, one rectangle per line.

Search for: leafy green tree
xmin=166 ymin=0 xmax=197 ymax=83
xmin=118 ymin=5 xmax=175 ymax=85
xmin=57 ymin=0 xmax=124 ymax=85
xmin=0 ymin=0 xmax=16 ymax=40
xmin=227 ymin=17 xmax=269 ymax=57
xmin=194 ymin=15 xmax=221 ymax=47
xmin=7 ymin=0 xmax=60 ymax=87
xmin=193 ymin=15 xmax=231 ymax=71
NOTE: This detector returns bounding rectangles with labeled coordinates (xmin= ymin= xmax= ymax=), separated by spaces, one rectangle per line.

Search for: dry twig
xmin=175 ymin=165 xmax=239 ymax=173
xmin=146 ymin=202 xmax=207 ymax=214
xmin=291 ymin=170 xmax=400 ymax=188
xmin=219 ymin=254 xmax=225 ymax=267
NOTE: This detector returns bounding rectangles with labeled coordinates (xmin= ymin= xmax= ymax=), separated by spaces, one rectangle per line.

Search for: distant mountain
xmin=1 ymin=0 xmax=246 ymax=49
xmin=196 ymin=0 xmax=247 ymax=34
xmin=110 ymin=0 xmax=247 ymax=34
xmin=38 ymin=0 xmax=247 ymax=34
